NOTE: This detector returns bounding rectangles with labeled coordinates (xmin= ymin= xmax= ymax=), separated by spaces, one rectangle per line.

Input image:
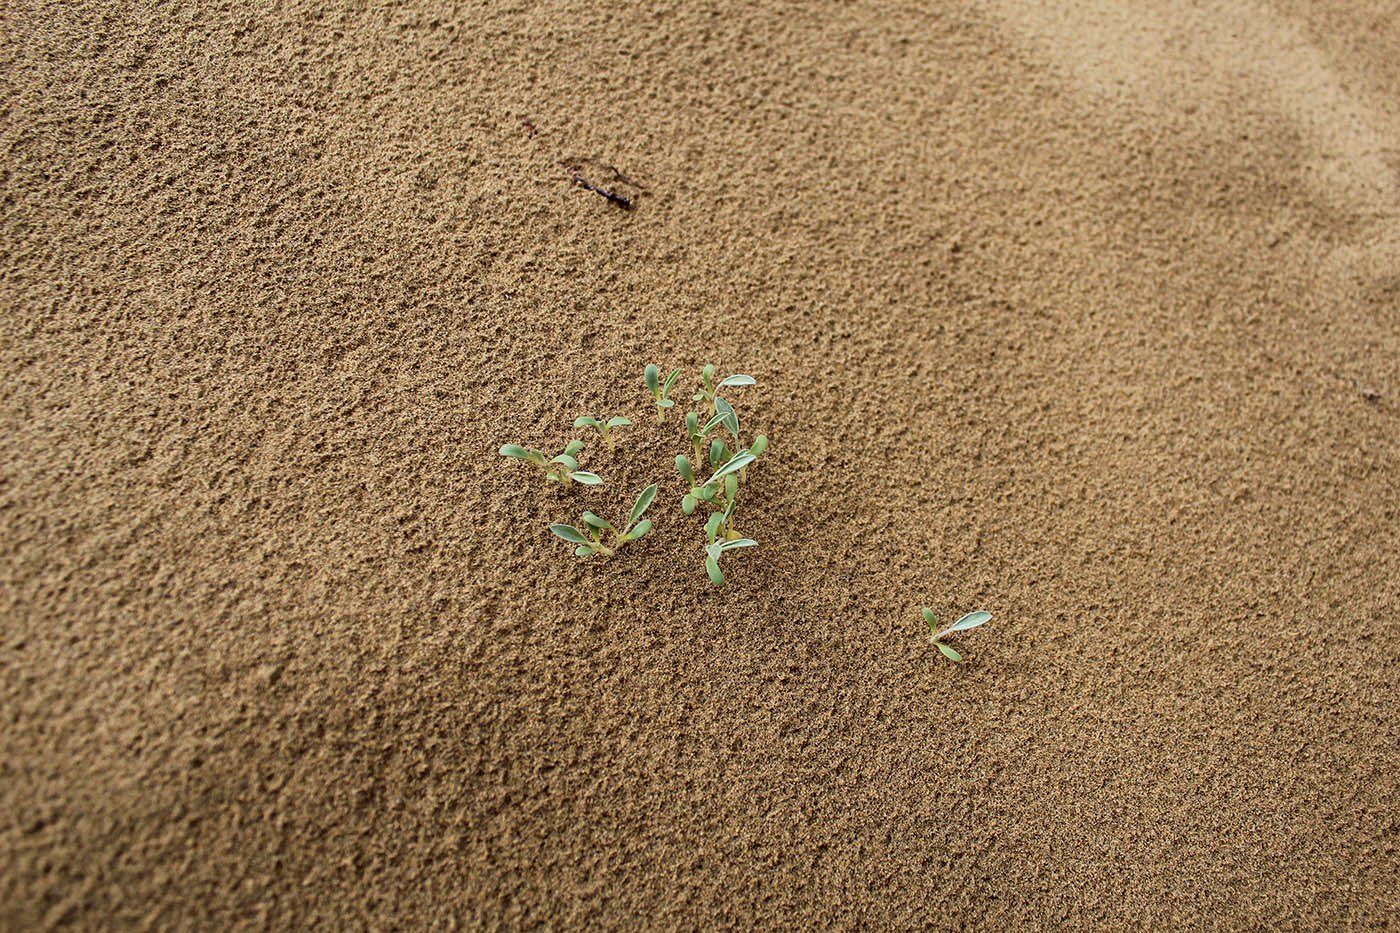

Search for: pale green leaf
xmin=645 ymin=364 xmax=660 ymax=394
xmin=550 ymin=524 xmax=590 ymax=545
xmin=606 ymin=416 xmax=632 ymax=429
xmin=921 ymin=608 xmax=937 ymax=631
xmin=706 ymin=452 xmax=756 ymax=485
xmin=582 ymin=512 xmax=611 ymax=531
xmin=705 ymin=555 xmax=724 ymax=586
xmin=624 ymin=519 xmax=652 ymax=541
xmin=717 ymin=374 xmax=755 ymax=389
xmin=950 ymin=611 xmax=992 ymax=632
xmin=629 ymin=483 xmax=659 ymax=525
xmin=935 ymin=642 xmax=963 ymax=662
xmin=499 ymin=444 xmax=530 ymax=459
xmin=570 ymin=471 xmax=604 ymax=485
xmin=719 ymin=538 xmax=758 ymax=551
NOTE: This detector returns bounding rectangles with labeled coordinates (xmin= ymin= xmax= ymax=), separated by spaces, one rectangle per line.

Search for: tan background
xmin=3 ymin=0 xmax=1398 ymax=926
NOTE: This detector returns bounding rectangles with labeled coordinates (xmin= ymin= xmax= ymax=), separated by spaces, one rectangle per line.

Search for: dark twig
xmin=567 ymin=170 xmax=633 ymax=209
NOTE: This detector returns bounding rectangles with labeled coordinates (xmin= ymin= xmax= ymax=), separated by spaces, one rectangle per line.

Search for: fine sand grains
xmin=3 ymin=0 xmax=1398 ymax=926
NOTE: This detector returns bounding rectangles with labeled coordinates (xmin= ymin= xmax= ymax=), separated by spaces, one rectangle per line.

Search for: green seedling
xmin=701 ymin=512 xmax=757 ymax=585
xmin=921 ymin=609 xmax=992 ymax=662
xmin=678 ymin=450 xmax=754 ymax=518
xmin=644 ymin=364 xmax=683 ymax=421
xmin=692 ymin=364 xmax=755 ymax=412
xmin=550 ymin=483 xmax=659 ymax=557
xmin=574 ymin=415 xmax=631 ymax=452
xmin=499 ymin=440 xmax=603 ymax=487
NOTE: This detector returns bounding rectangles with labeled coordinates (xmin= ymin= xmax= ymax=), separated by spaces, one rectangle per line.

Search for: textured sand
xmin=3 ymin=0 xmax=1398 ymax=927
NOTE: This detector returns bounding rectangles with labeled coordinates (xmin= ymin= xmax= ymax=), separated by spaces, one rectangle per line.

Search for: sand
xmin=3 ymin=0 xmax=1398 ymax=927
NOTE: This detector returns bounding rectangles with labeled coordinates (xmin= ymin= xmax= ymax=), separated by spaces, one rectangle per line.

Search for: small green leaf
xmin=570 ymin=471 xmax=604 ymax=485
xmin=707 ymin=452 xmax=756 ymax=485
xmin=658 ymin=399 xmax=675 ymax=409
xmin=573 ymin=416 xmax=599 ymax=429
xmin=705 ymin=555 xmax=724 ymax=585
xmin=921 ymin=608 xmax=937 ymax=631
xmin=724 ymin=474 xmax=738 ymax=501
xmin=701 ymin=412 xmax=730 ymax=438
xmin=717 ymin=374 xmax=756 ymax=389
xmin=629 ymin=483 xmax=659 ymax=525
xmin=623 ymin=519 xmax=652 ymax=541
xmin=582 ymin=512 xmax=612 ymax=531
xmin=686 ymin=412 xmax=699 ymax=435
xmin=676 ymin=455 xmax=695 ymax=483
xmin=645 ymin=364 xmax=660 ymax=394
xmin=606 ymin=416 xmax=632 ymax=429
xmin=950 ymin=611 xmax=992 ymax=632
xmin=705 ymin=513 xmax=723 ymax=543
xmin=708 ymin=438 xmax=726 ymax=468
xmin=682 ymin=494 xmax=697 ymax=515
xmin=719 ymin=538 xmax=758 ymax=551
xmin=702 ymin=364 xmax=716 ymax=384
xmin=551 ymin=454 xmax=579 ymax=470
xmin=705 ymin=541 xmax=723 ymax=562
xmin=550 ymin=524 xmax=590 ymax=545
xmin=935 ymin=642 xmax=963 ymax=662
xmin=695 ymin=484 xmax=716 ymax=502
xmin=692 ymin=392 xmax=705 ymax=402
xmin=663 ymin=369 xmax=682 ymax=394
xmin=748 ymin=434 xmax=768 ymax=457
xmin=545 ymin=472 xmax=562 ymax=482
xmin=713 ymin=396 xmax=739 ymax=439
xmin=563 ymin=440 xmax=585 ymax=457
xmin=574 ymin=545 xmax=595 ymax=557
xmin=499 ymin=444 xmax=530 ymax=459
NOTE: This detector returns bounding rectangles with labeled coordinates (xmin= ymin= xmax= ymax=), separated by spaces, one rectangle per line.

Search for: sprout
xmin=550 ymin=483 xmax=659 ymax=558
xmin=921 ymin=609 xmax=992 ymax=662
xmin=574 ymin=415 xmax=631 ymax=452
xmin=701 ymin=511 xmax=758 ymax=585
xmin=644 ymin=364 xmax=684 ymax=421
xmin=499 ymin=440 xmax=601 ymax=487
xmin=692 ymin=364 xmax=755 ymax=412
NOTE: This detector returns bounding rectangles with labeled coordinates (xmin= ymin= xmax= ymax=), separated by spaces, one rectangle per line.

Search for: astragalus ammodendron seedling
xmin=921 ymin=609 xmax=992 ymax=662
xmin=573 ymin=415 xmax=631 ymax=452
xmin=701 ymin=512 xmax=757 ymax=585
xmin=692 ymin=364 xmax=755 ymax=411
xmin=644 ymin=364 xmax=683 ymax=421
xmin=550 ymin=483 xmax=659 ymax=558
xmin=672 ymin=367 xmax=769 ymax=586
xmin=499 ymin=440 xmax=603 ymax=487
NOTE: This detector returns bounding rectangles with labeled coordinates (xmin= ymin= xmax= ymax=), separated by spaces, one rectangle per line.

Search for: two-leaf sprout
xmin=922 ymin=609 xmax=992 ymax=662
xmin=499 ymin=440 xmax=603 ymax=487
xmin=551 ymin=483 xmax=659 ymax=557
xmin=644 ymin=364 xmax=683 ymax=421
xmin=692 ymin=364 xmax=755 ymax=411
xmin=574 ymin=415 xmax=631 ymax=452
xmin=703 ymin=512 xmax=757 ymax=585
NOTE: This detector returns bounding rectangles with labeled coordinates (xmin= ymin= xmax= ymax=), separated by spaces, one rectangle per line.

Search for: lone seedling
xmin=692 ymin=364 xmax=755 ymax=411
xmin=644 ymin=364 xmax=683 ymax=421
xmin=701 ymin=512 xmax=757 ymax=585
xmin=921 ymin=609 xmax=992 ymax=662
xmin=499 ymin=440 xmax=603 ymax=487
xmin=550 ymin=483 xmax=659 ymax=557
xmin=574 ymin=415 xmax=631 ymax=452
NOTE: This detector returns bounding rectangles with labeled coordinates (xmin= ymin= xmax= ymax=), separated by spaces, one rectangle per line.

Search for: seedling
xmin=550 ymin=483 xmax=659 ymax=557
xmin=701 ymin=512 xmax=757 ymax=585
xmin=692 ymin=364 xmax=755 ymax=411
xmin=499 ymin=440 xmax=603 ymax=487
xmin=644 ymin=364 xmax=683 ymax=421
xmin=921 ymin=609 xmax=992 ymax=662
xmin=574 ymin=415 xmax=631 ymax=452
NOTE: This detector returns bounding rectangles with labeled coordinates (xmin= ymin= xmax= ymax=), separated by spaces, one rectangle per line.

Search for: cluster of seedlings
xmin=500 ymin=366 xmax=994 ymax=661
xmin=498 ymin=364 xmax=768 ymax=586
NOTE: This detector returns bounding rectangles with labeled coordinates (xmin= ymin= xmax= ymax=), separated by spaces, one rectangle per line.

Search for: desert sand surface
xmin=3 ymin=0 xmax=1398 ymax=927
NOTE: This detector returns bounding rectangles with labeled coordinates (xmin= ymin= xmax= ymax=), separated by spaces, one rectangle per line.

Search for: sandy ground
xmin=3 ymin=0 xmax=1398 ymax=927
